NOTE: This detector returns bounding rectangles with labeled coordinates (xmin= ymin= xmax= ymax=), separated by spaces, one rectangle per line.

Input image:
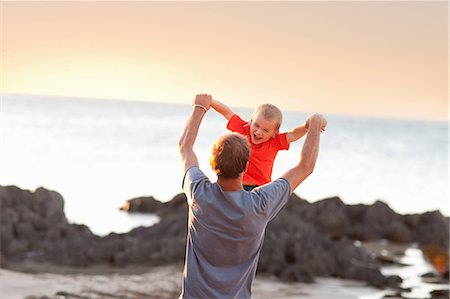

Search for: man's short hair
xmin=210 ymin=133 xmax=250 ymax=178
xmin=252 ymin=103 xmax=283 ymax=130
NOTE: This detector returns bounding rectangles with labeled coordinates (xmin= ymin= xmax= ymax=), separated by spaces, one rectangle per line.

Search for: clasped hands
xmin=306 ymin=114 xmax=327 ymax=133
xmin=193 ymin=94 xmax=212 ymax=112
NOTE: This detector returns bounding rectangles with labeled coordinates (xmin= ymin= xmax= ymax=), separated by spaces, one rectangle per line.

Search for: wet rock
xmin=430 ymin=289 xmax=450 ymax=299
xmin=421 ymin=272 xmax=436 ymax=278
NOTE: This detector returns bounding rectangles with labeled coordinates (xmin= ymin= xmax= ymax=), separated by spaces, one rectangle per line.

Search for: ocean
xmin=1 ymin=94 xmax=448 ymax=236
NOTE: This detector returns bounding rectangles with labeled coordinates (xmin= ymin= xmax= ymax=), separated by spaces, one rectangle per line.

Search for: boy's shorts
xmin=243 ymin=185 xmax=258 ymax=191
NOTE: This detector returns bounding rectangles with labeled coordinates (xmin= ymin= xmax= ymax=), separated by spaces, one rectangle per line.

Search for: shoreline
xmin=0 ymin=266 xmax=384 ymax=299
xmin=2 ymin=241 xmax=448 ymax=299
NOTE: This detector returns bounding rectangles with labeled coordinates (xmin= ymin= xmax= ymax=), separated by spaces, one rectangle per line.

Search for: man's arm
xmin=178 ymin=94 xmax=212 ymax=173
xmin=211 ymin=98 xmax=235 ymax=121
xmin=281 ymin=114 xmax=325 ymax=193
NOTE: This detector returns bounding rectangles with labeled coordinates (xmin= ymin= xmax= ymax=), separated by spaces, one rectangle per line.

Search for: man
xmin=178 ymin=94 xmax=326 ymax=299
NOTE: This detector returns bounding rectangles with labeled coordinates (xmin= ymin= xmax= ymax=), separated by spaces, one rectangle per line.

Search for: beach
xmin=0 ymin=266 xmax=384 ymax=299
xmin=2 ymin=240 xmax=446 ymax=299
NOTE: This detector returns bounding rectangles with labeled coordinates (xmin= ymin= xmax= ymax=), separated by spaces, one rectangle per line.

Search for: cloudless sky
xmin=2 ymin=1 xmax=448 ymax=121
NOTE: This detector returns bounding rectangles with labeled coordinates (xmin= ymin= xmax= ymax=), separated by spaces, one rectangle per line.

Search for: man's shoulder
xmin=254 ymin=178 xmax=290 ymax=194
xmin=182 ymin=166 xmax=209 ymax=187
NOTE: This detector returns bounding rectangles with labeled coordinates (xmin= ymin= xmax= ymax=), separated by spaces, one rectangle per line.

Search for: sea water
xmin=1 ymin=94 xmax=448 ymax=236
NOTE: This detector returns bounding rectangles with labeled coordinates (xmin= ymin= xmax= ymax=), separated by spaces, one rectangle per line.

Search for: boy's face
xmin=249 ymin=113 xmax=279 ymax=145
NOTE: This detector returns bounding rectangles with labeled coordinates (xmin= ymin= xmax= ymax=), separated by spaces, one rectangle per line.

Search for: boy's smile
xmin=249 ymin=114 xmax=279 ymax=145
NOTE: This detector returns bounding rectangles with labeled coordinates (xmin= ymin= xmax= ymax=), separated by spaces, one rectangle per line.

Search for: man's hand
xmin=179 ymin=94 xmax=212 ymax=173
xmin=193 ymin=94 xmax=212 ymax=111
xmin=306 ymin=115 xmax=327 ymax=133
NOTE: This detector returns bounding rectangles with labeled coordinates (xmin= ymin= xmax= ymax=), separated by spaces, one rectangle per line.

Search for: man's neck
xmin=217 ymin=177 xmax=243 ymax=191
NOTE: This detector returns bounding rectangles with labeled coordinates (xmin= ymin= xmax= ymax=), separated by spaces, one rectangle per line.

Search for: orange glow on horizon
xmin=2 ymin=1 xmax=448 ymax=121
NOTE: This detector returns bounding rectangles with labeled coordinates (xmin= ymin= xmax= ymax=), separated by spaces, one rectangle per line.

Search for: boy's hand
xmin=193 ymin=94 xmax=212 ymax=111
xmin=320 ymin=117 xmax=327 ymax=132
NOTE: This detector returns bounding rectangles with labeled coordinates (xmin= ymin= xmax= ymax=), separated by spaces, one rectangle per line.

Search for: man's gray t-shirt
xmin=180 ymin=166 xmax=291 ymax=299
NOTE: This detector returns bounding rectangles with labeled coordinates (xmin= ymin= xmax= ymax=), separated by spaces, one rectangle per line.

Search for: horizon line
xmin=1 ymin=91 xmax=448 ymax=124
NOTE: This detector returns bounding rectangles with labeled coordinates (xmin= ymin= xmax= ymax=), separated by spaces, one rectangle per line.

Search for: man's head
xmin=250 ymin=104 xmax=282 ymax=145
xmin=210 ymin=133 xmax=250 ymax=178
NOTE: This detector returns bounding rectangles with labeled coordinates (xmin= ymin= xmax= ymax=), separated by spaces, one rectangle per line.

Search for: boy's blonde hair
xmin=210 ymin=133 xmax=250 ymax=178
xmin=252 ymin=104 xmax=283 ymax=130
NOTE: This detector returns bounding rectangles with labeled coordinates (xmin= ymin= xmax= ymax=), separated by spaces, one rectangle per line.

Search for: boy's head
xmin=210 ymin=133 xmax=250 ymax=178
xmin=250 ymin=104 xmax=282 ymax=145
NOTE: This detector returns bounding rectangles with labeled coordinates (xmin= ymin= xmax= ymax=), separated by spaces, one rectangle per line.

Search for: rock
xmin=416 ymin=211 xmax=449 ymax=248
xmin=443 ymin=269 xmax=449 ymax=280
xmin=347 ymin=223 xmax=380 ymax=241
xmin=120 ymin=196 xmax=163 ymax=213
xmin=430 ymin=289 xmax=450 ymax=299
xmin=159 ymin=193 xmax=188 ymax=215
xmin=421 ymin=272 xmax=436 ymax=278
xmin=363 ymin=201 xmax=403 ymax=238
xmin=386 ymin=222 xmax=414 ymax=243
xmin=279 ymin=264 xmax=315 ymax=283
xmin=310 ymin=197 xmax=350 ymax=239
xmin=1 ymin=185 xmax=447 ymax=291
xmin=7 ymin=239 xmax=29 ymax=256
xmin=257 ymin=197 xmax=397 ymax=288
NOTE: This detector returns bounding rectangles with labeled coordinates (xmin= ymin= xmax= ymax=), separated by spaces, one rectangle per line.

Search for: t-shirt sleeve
xmin=273 ymin=133 xmax=290 ymax=150
xmin=226 ymin=114 xmax=249 ymax=135
xmin=253 ymin=178 xmax=291 ymax=221
xmin=182 ymin=166 xmax=210 ymax=206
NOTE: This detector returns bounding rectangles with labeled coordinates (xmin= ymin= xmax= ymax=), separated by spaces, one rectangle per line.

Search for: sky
xmin=2 ymin=1 xmax=448 ymax=121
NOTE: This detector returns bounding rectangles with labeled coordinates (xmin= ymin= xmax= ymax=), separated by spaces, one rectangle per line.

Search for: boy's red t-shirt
xmin=226 ymin=114 xmax=290 ymax=186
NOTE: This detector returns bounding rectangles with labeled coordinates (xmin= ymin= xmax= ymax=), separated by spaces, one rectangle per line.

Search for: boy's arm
xmin=211 ymin=99 xmax=235 ymax=121
xmin=178 ymin=94 xmax=211 ymax=173
xmin=286 ymin=123 xmax=308 ymax=143
xmin=286 ymin=117 xmax=327 ymax=143
xmin=281 ymin=114 xmax=325 ymax=193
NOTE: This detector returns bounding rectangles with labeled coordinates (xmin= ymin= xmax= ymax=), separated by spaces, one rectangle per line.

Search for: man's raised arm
xmin=281 ymin=113 xmax=326 ymax=193
xmin=178 ymin=94 xmax=212 ymax=173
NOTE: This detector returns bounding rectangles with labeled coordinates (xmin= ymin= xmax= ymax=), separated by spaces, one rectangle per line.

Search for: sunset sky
xmin=2 ymin=1 xmax=448 ymax=121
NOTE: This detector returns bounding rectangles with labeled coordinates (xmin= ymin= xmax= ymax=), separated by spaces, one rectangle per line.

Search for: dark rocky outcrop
xmin=120 ymin=196 xmax=164 ymax=213
xmin=1 ymin=185 xmax=449 ymax=290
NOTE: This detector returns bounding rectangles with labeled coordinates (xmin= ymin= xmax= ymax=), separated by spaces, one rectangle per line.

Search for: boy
xmin=211 ymin=99 xmax=325 ymax=190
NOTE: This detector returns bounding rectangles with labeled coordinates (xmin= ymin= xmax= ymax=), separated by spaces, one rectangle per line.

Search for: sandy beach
xmin=0 ymin=265 xmax=383 ymax=299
